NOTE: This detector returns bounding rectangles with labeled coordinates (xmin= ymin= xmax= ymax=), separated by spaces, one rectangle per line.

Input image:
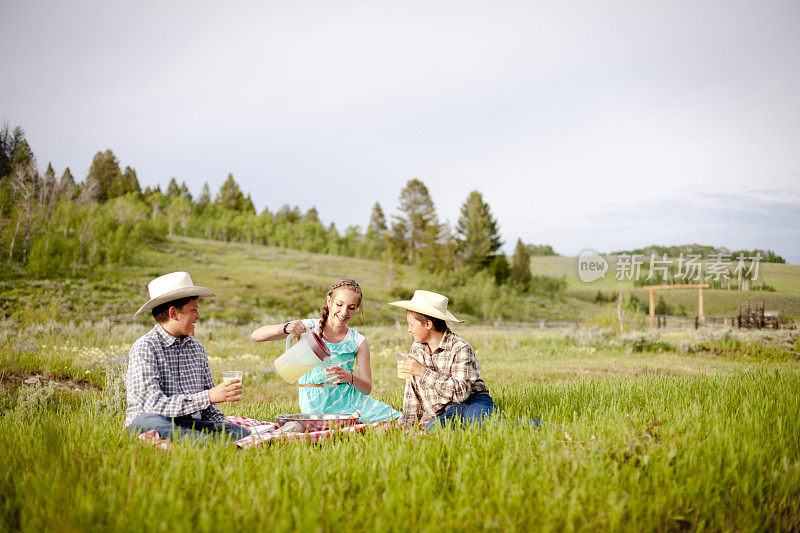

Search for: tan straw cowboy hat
xmin=135 ymin=271 xmax=216 ymax=315
xmin=388 ymin=290 xmax=464 ymax=323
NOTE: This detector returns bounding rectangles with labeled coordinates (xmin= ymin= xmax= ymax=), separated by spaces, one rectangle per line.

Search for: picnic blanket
xmin=137 ymin=416 xmax=401 ymax=451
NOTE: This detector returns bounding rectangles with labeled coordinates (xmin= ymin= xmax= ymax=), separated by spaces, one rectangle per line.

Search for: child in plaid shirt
xmin=125 ymin=272 xmax=250 ymax=443
xmin=390 ymin=290 xmax=495 ymax=430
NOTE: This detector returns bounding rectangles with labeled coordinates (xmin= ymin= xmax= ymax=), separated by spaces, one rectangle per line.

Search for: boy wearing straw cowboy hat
xmin=390 ymin=290 xmax=495 ymax=430
xmin=125 ymin=271 xmax=250 ymax=442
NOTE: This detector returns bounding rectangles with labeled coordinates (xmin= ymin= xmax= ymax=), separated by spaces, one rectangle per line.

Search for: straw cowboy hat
xmin=135 ymin=271 xmax=216 ymax=316
xmin=388 ymin=290 xmax=464 ymax=323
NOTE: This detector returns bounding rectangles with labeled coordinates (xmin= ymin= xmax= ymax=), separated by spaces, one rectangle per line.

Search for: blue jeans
xmin=128 ymin=413 xmax=251 ymax=444
xmin=425 ymin=393 xmax=496 ymax=431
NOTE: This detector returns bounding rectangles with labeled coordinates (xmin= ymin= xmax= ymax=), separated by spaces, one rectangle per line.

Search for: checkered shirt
xmin=124 ymin=323 xmax=224 ymax=427
xmin=402 ymin=329 xmax=489 ymax=427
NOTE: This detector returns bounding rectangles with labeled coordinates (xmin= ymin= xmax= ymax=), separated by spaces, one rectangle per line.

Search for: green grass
xmin=2 ymin=370 xmax=799 ymax=531
xmin=1 ymin=319 xmax=799 ymax=531
xmin=0 ymin=236 xmax=599 ymax=325
xmin=2 ymin=239 xmax=799 ymax=531
xmin=530 ymin=255 xmax=800 ymax=319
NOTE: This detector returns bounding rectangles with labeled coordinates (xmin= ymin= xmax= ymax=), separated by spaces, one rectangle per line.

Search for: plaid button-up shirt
xmin=124 ymin=323 xmax=224 ymax=427
xmin=402 ymin=329 xmax=490 ymax=427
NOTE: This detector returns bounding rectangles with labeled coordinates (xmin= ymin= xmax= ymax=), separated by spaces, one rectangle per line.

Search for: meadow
xmin=1 ymin=238 xmax=799 ymax=531
xmin=2 ymin=319 xmax=800 ymax=531
xmin=532 ymin=255 xmax=800 ymax=320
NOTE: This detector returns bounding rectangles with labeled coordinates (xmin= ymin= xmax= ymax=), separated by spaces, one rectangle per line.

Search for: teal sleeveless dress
xmin=297 ymin=319 xmax=401 ymax=423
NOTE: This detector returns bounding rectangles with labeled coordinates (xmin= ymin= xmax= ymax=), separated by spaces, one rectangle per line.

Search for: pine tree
xmin=165 ymin=178 xmax=192 ymax=202
xmin=455 ymin=190 xmax=503 ymax=269
xmin=276 ymin=204 xmax=301 ymax=224
xmin=11 ymin=139 xmax=36 ymax=170
xmin=108 ymin=173 xmax=128 ymax=199
xmin=215 ymin=173 xmax=248 ymax=211
xmin=304 ymin=207 xmax=320 ymax=223
xmin=43 ymin=163 xmax=57 ymax=197
xmin=166 ymin=178 xmax=181 ymax=197
xmin=510 ymin=238 xmax=532 ymax=290
xmin=366 ymin=202 xmax=388 ymax=257
xmin=86 ymin=149 xmax=123 ymax=202
xmin=197 ymin=182 xmax=211 ymax=207
xmin=41 ymin=163 xmax=59 ymax=217
xmin=59 ymin=168 xmax=78 ymax=201
xmin=488 ymin=254 xmax=511 ymax=285
xmin=392 ymin=178 xmax=443 ymax=265
xmin=0 ymin=122 xmax=25 ymax=180
xmin=368 ymin=202 xmax=387 ymax=236
xmin=122 ymin=166 xmax=140 ymax=195
xmin=43 ymin=163 xmax=56 ymax=183
xmin=179 ymin=182 xmax=192 ymax=202
xmin=242 ymin=194 xmax=256 ymax=215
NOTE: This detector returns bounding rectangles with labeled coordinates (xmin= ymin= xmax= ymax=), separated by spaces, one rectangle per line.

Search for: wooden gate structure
xmin=641 ymin=283 xmax=710 ymax=328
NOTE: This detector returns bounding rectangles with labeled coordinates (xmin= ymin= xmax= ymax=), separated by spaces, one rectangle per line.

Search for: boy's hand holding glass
xmin=397 ymin=353 xmax=424 ymax=378
xmin=210 ymin=371 xmax=243 ymax=403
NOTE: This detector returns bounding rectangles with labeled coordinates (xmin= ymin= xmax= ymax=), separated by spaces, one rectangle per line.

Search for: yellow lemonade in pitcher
xmin=275 ymin=362 xmax=316 ymax=383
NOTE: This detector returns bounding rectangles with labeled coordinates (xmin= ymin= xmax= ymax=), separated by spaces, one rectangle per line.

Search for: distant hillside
xmin=0 ymin=237 xmax=599 ymax=324
xmin=528 ymin=255 xmax=800 ymax=319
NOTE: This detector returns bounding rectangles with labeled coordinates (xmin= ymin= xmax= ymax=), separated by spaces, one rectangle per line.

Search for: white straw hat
xmin=135 ymin=271 xmax=216 ymax=316
xmin=388 ymin=290 xmax=464 ymax=323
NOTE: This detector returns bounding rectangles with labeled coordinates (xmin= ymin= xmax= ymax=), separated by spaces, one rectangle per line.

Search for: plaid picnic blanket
xmin=137 ymin=416 xmax=401 ymax=451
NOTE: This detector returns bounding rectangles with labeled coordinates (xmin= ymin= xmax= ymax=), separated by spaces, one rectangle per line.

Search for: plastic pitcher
xmin=273 ymin=331 xmax=331 ymax=383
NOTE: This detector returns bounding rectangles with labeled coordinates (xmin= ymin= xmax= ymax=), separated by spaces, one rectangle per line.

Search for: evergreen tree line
xmin=1 ymin=123 xmax=564 ymax=306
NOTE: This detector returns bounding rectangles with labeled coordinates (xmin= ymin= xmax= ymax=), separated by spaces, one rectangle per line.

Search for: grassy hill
xmin=530 ymin=255 xmax=800 ymax=320
xmin=0 ymin=237 xmax=600 ymax=325
xmin=7 ymin=237 xmax=794 ymax=324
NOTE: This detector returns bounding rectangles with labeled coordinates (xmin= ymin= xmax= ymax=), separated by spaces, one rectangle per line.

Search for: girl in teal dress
xmin=250 ymin=279 xmax=401 ymax=423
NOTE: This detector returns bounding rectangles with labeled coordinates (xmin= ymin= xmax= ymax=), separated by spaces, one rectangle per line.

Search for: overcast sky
xmin=2 ymin=1 xmax=799 ymax=262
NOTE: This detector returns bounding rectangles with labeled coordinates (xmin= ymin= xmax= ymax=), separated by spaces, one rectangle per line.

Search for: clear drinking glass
xmin=319 ymin=361 xmax=339 ymax=387
xmin=220 ymin=371 xmax=243 ymax=414
xmin=397 ymin=353 xmax=412 ymax=379
xmin=221 ymin=370 xmax=243 ymax=386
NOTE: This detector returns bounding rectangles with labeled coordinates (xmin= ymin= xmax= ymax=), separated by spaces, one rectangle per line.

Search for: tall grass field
xmin=1 ymin=238 xmax=799 ymax=531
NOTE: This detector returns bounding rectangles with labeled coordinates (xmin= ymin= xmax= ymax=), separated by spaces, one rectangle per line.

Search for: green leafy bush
xmin=12 ymin=382 xmax=60 ymax=418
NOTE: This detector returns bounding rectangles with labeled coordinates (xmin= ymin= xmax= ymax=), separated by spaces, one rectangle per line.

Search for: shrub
xmin=619 ymin=331 xmax=674 ymax=352
xmin=12 ymin=382 xmax=60 ymax=418
xmin=529 ymin=274 xmax=567 ymax=298
xmin=678 ymin=340 xmax=699 ymax=354
xmin=97 ymin=363 xmax=127 ymax=414
xmin=567 ymin=326 xmax=613 ymax=347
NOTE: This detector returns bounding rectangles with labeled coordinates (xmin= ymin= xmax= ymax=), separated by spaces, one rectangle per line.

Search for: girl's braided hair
xmin=319 ymin=279 xmax=363 ymax=338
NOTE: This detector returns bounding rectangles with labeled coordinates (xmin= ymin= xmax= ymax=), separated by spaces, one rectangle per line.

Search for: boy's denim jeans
xmin=425 ymin=393 xmax=496 ymax=431
xmin=128 ymin=413 xmax=251 ymax=444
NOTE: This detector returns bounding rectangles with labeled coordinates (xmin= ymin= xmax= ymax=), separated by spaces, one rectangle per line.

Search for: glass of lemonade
xmin=397 ymin=353 xmax=412 ymax=379
xmin=220 ymin=371 xmax=243 ymax=413
xmin=320 ymin=361 xmax=339 ymax=388
xmin=221 ymin=371 xmax=243 ymax=386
